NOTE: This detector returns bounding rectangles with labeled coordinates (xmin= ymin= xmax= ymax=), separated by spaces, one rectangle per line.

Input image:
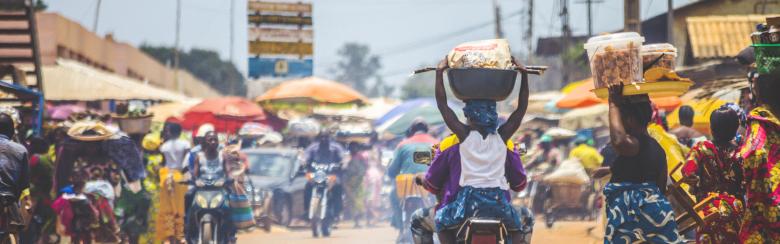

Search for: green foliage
xmin=140 ymin=44 xmax=246 ymax=96
xmin=562 ymin=41 xmax=590 ymax=75
xmin=368 ymin=75 xmax=395 ymax=97
xmin=333 ymin=43 xmax=381 ymax=95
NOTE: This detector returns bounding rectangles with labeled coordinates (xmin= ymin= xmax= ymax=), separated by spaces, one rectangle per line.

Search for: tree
xmin=368 ymin=75 xmax=395 ymax=97
xmin=140 ymin=44 xmax=247 ymax=96
xmin=333 ymin=43 xmax=381 ymax=94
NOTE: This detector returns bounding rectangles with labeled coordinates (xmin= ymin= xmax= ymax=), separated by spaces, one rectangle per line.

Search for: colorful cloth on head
xmin=681 ymin=140 xmax=743 ymax=243
xmin=739 ymin=106 xmax=780 ymax=243
xmin=603 ymin=182 xmax=682 ymax=244
xmin=462 ymin=99 xmax=498 ymax=135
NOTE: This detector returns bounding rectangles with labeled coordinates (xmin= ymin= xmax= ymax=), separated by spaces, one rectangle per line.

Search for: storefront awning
xmin=42 ymin=59 xmax=191 ymax=102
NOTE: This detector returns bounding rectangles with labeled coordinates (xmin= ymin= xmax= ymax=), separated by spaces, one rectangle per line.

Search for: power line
xmin=375 ymin=9 xmax=525 ymax=57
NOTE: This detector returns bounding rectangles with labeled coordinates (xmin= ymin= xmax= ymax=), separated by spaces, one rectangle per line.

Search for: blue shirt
xmin=0 ymin=135 xmax=29 ymax=198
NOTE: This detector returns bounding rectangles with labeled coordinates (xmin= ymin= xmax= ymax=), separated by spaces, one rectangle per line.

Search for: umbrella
xmin=559 ymin=104 xmax=609 ymax=130
xmin=379 ymin=104 xmax=464 ymax=136
xmin=49 ymin=104 xmax=85 ymax=120
xmin=147 ymin=99 xmax=201 ymax=123
xmin=256 ymin=77 xmax=368 ymax=105
xmin=556 ymin=78 xmax=682 ymax=110
xmin=314 ymin=97 xmax=401 ymax=120
xmin=374 ymin=98 xmax=460 ymax=126
xmin=180 ymin=97 xmax=267 ymax=133
xmin=666 ymin=98 xmax=728 ymax=135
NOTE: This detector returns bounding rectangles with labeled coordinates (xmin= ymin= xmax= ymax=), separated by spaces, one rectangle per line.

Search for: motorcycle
xmin=184 ymin=176 xmax=231 ymax=244
xmin=412 ymin=150 xmax=533 ymax=244
xmin=306 ymin=162 xmax=341 ymax=238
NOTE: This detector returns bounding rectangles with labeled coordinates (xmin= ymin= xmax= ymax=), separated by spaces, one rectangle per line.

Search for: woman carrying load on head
xmin=420 ymin=57 xmax=529 ymax=244
xmin=601 ymin=84 xmax=682 ymax=244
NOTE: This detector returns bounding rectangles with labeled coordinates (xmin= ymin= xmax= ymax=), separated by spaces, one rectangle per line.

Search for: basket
xmin=447 ymin=68 xmax=518 ymax=101
xmin=753 ymin=44 xmax=780 ymax=74
xmin=115 ymin=116 xmax=152 ymax=134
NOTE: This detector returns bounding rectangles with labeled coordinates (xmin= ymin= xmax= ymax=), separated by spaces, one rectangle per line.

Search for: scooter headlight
xmin=214 ymin=179 xmax=225 ymax=187
xmin=313 ymin=171 xmax=327 ymax=184
xmin=209 ymin=193 xmax=224 ymax=208
xmin=195 ymin=193 xmax=209 ymax=208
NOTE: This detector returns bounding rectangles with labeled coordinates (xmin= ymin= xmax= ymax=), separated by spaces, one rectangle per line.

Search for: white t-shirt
xmin=160 ymin=138 xmax=191 ymax=169
xmin=459 ymin=131 xmax=509 ymax=190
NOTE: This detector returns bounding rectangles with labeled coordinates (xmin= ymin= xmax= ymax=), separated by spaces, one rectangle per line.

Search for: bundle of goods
xmin=286 ymin=118 xmax=321 ymax=137
xmin=335 ymin=122 xmax=375 ymax=144
xmin=752 ymin=17 xmax=780 ymax=74
xmin=585 ymin=32 xmax=645 ymax=89
xmin=543 ymin=158 xmax=590 ymax=185
xmin=112 ymin=103 xmax=152 ymax=134
xmin=441 ymin=39 xmax=546 ymax=101
xmin=641 ymin=43 xmax=677 ymax=70
xmin=585 ymin=32 xmax=693 ymax=99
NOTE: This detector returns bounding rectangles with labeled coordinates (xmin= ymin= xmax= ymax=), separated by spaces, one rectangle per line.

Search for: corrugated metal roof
xmin=686 ymin=15 xmax=767 ymax=59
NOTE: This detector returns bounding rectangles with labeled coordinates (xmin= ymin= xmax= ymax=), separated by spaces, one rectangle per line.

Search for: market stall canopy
xmin=374 ymin=98 xmax=460 ymax=126
xmin=43 ymin=59 xmax=191 ymax=102
xmin=516 ymin=91 xmax=564 ymax=114
xmin=559 ymin=104 xmax=609 ymax=130
xmin=147 ymin=99 xmax=202 ymax=123
xmin=179 ymin=97 xmax=267 ymax=133
xmin=378 ymin=104 xmax=464 ymax=136
xmin=256 ymin=76 xmax=368 ymax=105
xmin=667 ymin=98 xmax=730 ymax=136
xmin=556 ymin=78 xmax=683 ymax=110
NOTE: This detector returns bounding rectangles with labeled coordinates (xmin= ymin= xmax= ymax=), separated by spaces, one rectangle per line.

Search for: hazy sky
xmin=47 ymin=0 xmax=694 ymax=87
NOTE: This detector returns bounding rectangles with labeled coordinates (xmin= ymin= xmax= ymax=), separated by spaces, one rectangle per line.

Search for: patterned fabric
xmin=681 ymin=140 xmax=743 ymax=243
xmin=434 ymin=186 xmax=522 ymax=232
xmin=739 ymin=106 xmax=780 ymax=243
xmin=603 ymin=182 xmax=682 ymax=244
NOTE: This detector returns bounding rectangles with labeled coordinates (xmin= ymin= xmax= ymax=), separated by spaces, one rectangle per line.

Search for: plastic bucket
xmin=447 ymin=68 xmax=518 ymax=101
xmin=641 ymin=43 xmax=678 ymax=71
xmin=753 ymin=43 xmax=780 ymax=74
xmin=584 ymin=32 xmax=645 ymax=89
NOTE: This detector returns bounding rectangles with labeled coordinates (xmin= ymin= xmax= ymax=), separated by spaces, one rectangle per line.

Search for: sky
xmin=46 ymin=0 xmax=694 ymax=88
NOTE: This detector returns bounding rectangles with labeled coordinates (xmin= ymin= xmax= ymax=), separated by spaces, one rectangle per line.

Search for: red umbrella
xmin=180 ymin=97 xmax=267 ymax=133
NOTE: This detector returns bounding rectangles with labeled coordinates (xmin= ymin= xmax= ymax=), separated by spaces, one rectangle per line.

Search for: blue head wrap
xmin=462 ymin=99 xmax=498 ymax=135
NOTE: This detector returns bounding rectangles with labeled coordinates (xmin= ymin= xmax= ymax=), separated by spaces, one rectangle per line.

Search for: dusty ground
xmin=238 ymin=219 xmax=603 ymax=244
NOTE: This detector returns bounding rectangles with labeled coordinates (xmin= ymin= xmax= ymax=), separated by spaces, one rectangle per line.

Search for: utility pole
xmin=493 ymin=0 xmax=503 ymax=38
xmin=174 ymin=0 xmax=182 ymax=93
xmin=624 ymin=0 xmax=641 ymax=32
xmin=667 ymin=0 xmax=674 ymax=42
xmin=561 ymin=0 xmax=571 ymax=85
xmin=92 ymin=0 xmax=102 ymax=32
xmin=526 ymin=0 xmax=533 ymax=58
xmin=577 ymin=0 xmax=603 ymax=37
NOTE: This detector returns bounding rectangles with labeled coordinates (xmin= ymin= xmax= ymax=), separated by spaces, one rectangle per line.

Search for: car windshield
xmin=246 ymin=152 xmax=295 ymax=177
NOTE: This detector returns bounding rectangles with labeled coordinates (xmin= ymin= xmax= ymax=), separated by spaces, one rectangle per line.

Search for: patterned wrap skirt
xmin=603 ymin=182 xmax=683 ymax=244
xmin=435 ymin=186 xmax=523 ymax=232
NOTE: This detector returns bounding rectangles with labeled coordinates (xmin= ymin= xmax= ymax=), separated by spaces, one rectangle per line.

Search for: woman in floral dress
xmin=681 ymin=104 xmax=744 ymax=243
xmin=739 ymin=71 xmax=780 ymax=243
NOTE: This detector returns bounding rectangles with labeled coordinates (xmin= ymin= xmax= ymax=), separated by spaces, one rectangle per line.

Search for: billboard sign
xmin=247 ymin=1 xmax=313 ymax=79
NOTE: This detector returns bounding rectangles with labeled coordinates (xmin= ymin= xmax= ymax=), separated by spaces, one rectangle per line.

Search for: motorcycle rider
xmin=188 ymin=131 xmax=237 ymax=243
xmin=387 ymin=120 xmax=437 ymax=230
xmin=0 ymin=113 xmax=29 ymax=240
xmin=302 ymin=129 xmax=346 ymax=237
xmin=421 ymin=57 xmax=529 ymax=243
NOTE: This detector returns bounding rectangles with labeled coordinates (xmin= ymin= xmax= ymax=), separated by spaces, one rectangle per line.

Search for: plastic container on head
xmin=641 ymin=43 xmax=678 ymax=71
xmin=583 ymin=32 xmax=645 ymax=89
xmin=447 ymin=68 xmax=518 ymax=101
